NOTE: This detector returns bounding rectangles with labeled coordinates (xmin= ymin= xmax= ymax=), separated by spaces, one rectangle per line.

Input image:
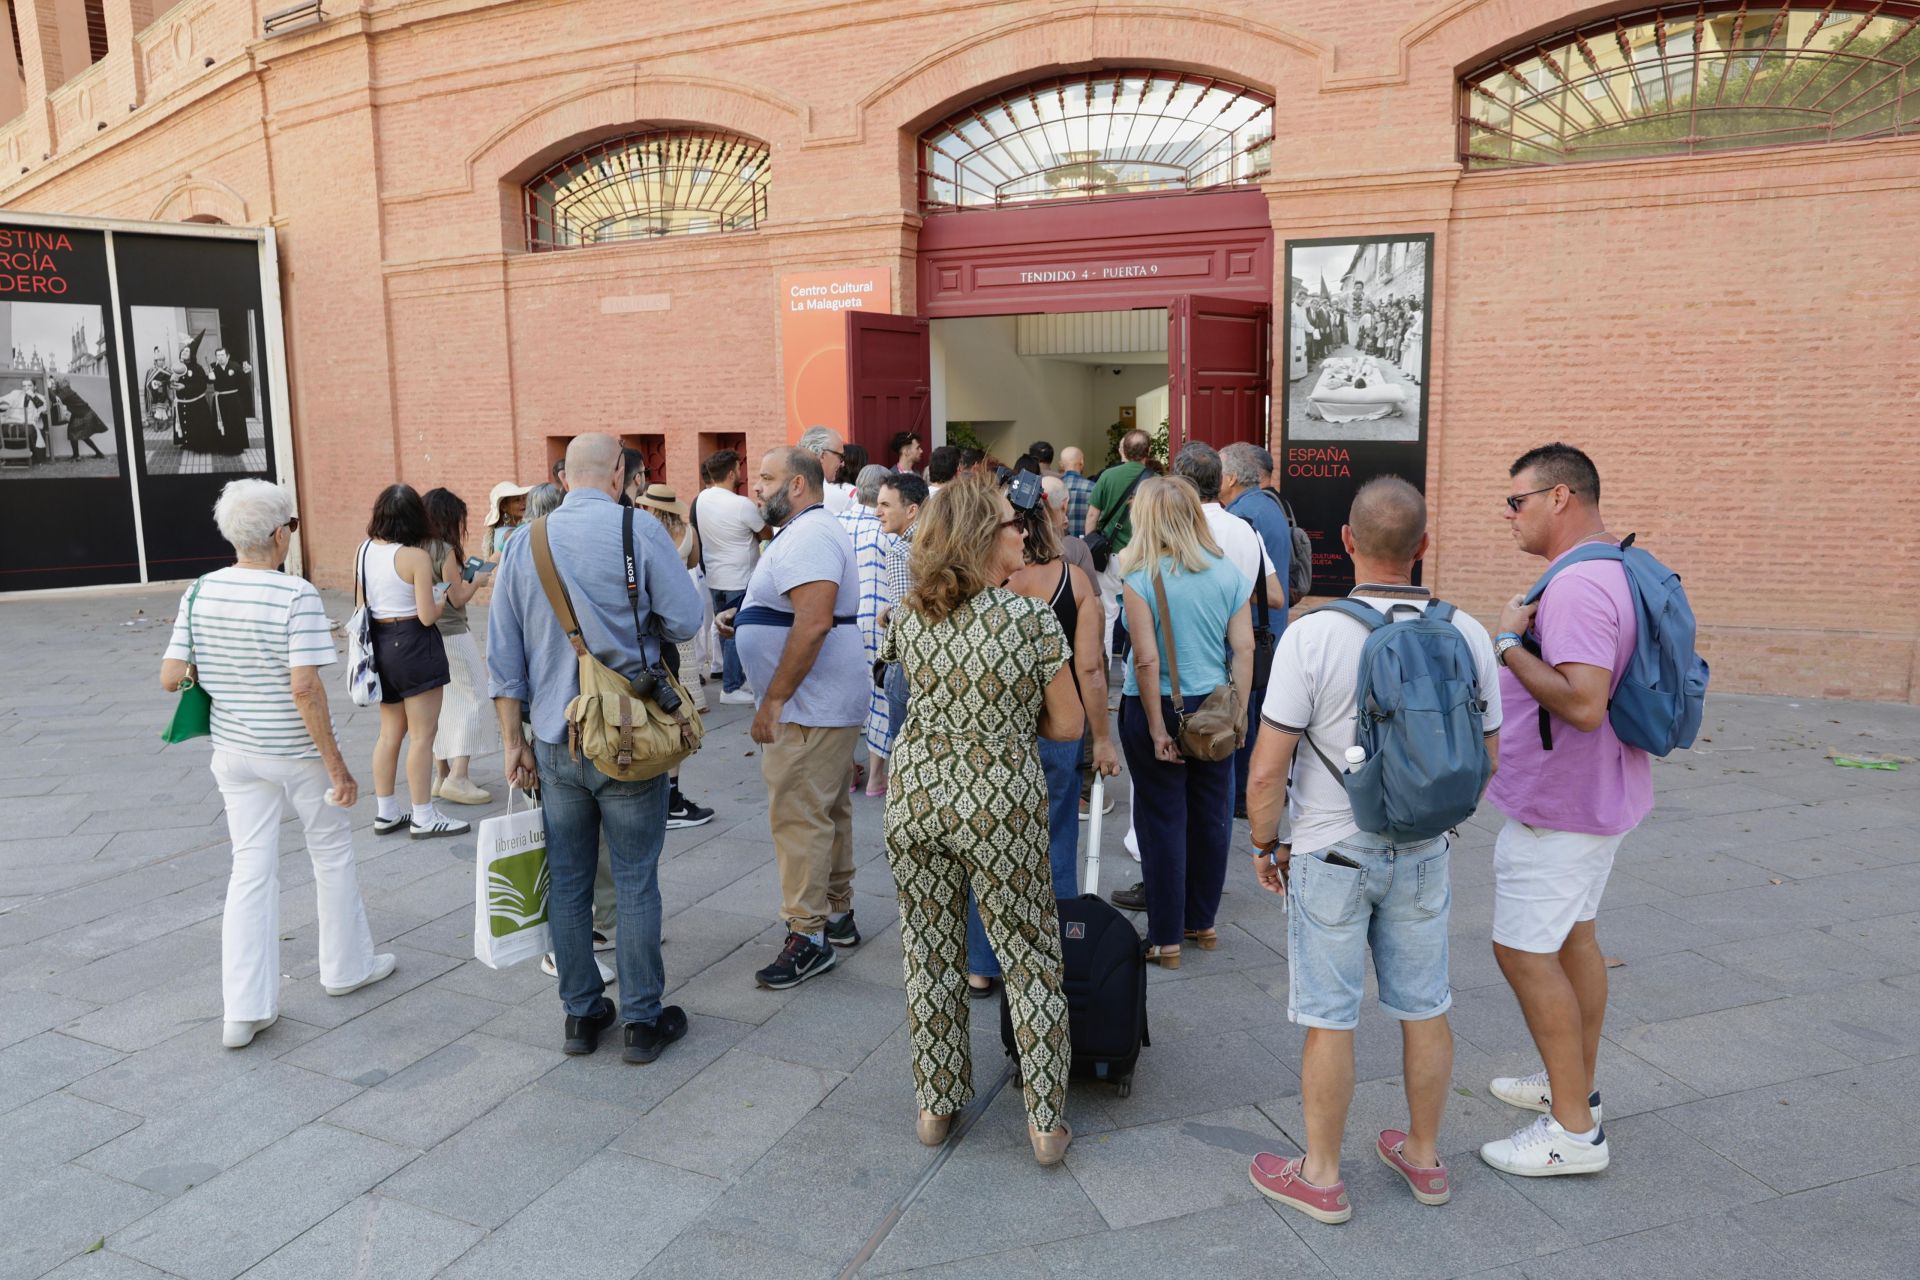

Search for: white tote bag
xmin=345 ymin=540 xmax=383 ymax=708
xmin=473 ymin=788 xmax=550 ymax=969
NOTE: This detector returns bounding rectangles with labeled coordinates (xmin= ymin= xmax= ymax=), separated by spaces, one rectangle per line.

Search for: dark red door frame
xmin=915 ymin=188 xmax=1273 ymax=319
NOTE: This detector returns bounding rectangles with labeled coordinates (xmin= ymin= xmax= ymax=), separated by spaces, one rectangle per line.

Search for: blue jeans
xmin=884 ymin=661 xmax=909 ymax=756
xmin=710 ymin=587 xmax=746 ymax=691
xmin=1288 ymin=834 xmax=1452 ymax=1030
xmin=1233 ymin=676 xmax=1269 ymax=811
xmin=1118 ymin=693 xmax=1236 ymax=948
xmin=967 ymin=734 xmax=1081 ymax=978
xmin=533 ymin=738 xmax=668 ymax=1025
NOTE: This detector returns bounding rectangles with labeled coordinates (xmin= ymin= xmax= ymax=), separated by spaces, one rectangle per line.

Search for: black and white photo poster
xmin=1279 ymin=234 xmax=1433 ymax=593
xmin=0 ymin=225 xmax=140 ymax=590
xmin=116 ymin=232 xmax=278 ymax=580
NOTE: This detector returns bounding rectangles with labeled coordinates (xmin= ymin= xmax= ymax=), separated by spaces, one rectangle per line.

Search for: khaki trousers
xmin=762 ymin=723 xmax=860 ymax=933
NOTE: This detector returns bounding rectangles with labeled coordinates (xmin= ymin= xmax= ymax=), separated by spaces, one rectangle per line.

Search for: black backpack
xmin=1263 ymin=487 xmax=1314 ymax=602
xmin=999 ymin=775 xmax=1149 ymax=1096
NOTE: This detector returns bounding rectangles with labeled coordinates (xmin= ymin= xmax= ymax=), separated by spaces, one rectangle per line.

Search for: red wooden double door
xmin=845 ymin=296 xmax=1270 ymax=462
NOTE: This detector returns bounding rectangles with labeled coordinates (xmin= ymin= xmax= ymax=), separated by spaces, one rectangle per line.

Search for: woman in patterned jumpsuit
xmin=880 ymin=477 xmax=1083 ymax=1166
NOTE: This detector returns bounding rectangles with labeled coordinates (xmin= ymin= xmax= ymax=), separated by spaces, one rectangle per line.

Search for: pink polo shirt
xmin=1486 ymin=551 xmax=1653 ymax=837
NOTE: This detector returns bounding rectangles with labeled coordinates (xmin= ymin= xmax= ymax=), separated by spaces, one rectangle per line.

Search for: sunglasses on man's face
xmin=1504 ymin=485 xmax=1559 ymax=513
xmin=282 ymin=517 xmax=300 ymax=534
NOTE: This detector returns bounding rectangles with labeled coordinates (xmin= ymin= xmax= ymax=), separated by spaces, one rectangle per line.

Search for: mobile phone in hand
xmin=461 ymin=556 xmax=495 ymax=582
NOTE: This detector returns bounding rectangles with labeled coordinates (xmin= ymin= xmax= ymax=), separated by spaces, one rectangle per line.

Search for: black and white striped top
xmin=164 ymin=567 xmax=338 ymax=759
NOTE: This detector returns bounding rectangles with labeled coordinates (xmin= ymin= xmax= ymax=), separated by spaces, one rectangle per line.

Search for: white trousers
xmin=210 ymin=750 xmax=376 ymax=1020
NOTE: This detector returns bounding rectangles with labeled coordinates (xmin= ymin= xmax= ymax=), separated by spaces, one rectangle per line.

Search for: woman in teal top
xmin=1116 ymin=476 xmax=1254 ymax=966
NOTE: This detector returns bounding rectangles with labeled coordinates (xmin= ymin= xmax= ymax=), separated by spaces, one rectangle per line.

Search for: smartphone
xmin=1322 ymin=850 xmax=1363 ymax=870
xmin=461 ymin=556 xmax=496 ymax=582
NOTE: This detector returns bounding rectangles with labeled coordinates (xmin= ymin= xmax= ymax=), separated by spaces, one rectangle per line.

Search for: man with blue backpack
xmin=1244 ymin=476 xmax=1503 ymax=1223
xmin=1478 ymin=442 xmax=1708 ymax=1180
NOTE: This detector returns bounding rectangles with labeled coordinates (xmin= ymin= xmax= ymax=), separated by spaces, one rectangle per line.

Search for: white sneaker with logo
xmin=1479 ymin=1114 xmax=1610 ymax=1177
xmin=1489 ymin=1069 xmax=1603 ymax=1123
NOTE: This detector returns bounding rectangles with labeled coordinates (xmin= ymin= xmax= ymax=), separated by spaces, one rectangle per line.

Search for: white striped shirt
xmin=164 ymin=567 xmax=337 ymax=759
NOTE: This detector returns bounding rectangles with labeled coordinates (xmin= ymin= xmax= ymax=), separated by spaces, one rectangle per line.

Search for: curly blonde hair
xmin=906 ymin=476 xmax=1005 ymax=624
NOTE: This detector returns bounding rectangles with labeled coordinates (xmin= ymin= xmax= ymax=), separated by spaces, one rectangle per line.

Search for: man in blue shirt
xmin=488 ymin=433 xmax=705 ymax=1064
xmin=1221 ymin=442 xmax=1292 ymax=820
xmin=1059 ymin=446 xmax=1094 ymax=537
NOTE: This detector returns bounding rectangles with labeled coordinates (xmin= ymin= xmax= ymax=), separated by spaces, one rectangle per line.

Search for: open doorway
xmin=930 ymin=309 xmax=1168 ymax=469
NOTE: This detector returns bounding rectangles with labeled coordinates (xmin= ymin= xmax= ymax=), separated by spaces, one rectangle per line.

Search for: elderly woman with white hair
xmin=160 ymin=480 xmax=393 ymax=1049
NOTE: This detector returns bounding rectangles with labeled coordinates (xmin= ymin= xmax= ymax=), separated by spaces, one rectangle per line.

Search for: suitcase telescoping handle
xmin=1083 ymin=773 xmax=1105 ymax=898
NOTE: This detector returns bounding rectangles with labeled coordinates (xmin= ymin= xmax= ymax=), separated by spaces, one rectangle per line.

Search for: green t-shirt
xmin=1087 ymin=461 xmax=1149 ymax=551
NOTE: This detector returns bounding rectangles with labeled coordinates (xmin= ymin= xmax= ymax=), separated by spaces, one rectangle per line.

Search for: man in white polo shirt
xmin=692 ymin=448 xmax=764 ymax=705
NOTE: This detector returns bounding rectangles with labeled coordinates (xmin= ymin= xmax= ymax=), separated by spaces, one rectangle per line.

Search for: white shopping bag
xmin=473 ymin=788 xmax=550 ymax=969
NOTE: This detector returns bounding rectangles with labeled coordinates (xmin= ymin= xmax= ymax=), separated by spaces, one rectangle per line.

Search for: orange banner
xmin=779 ymin=268 xmax=891 ymax=442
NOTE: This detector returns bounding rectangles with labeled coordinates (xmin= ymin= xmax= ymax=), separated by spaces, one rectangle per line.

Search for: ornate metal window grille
xmin=1462 ymin=3 xmax=1920 ymax=168
xmin=524 ymin=130 xmax=770 ymax=251
xmin=919 ymin=70 xmax=1273 ymax=211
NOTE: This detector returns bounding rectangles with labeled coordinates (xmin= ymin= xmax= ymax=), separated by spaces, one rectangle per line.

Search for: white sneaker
xmin=1490 ymin=1069 xmax=1603 ymax=1122
xmin=1479 ymin=1114 xmax=1610 ymax=1177
xmin=409 ymin=807 xmax=471 ymax=839
xmin=541 ymin=952 xmax=616 ymax=984
xmin=221 ymin=1014 xmax=278 ymax=1048
xmin=719 ymin=688 xmax=756 ymax=706
xmin=325 ymin=953 xmax=398 ymax=997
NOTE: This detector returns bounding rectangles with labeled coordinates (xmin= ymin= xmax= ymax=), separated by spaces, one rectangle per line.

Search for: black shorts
xmin=373 ymin=617 xmax=450 ymax=703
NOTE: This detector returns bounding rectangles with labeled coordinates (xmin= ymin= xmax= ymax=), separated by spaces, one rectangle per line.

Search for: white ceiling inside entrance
xmin=1016 ymin=309 xmax=1167 ymax=360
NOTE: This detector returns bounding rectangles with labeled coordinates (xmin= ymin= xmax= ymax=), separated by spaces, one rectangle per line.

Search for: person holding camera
xmin=717 ymin=446 xmax=869 ymax=990
xmin=486 ymin=434 xmax=706 ymax=1063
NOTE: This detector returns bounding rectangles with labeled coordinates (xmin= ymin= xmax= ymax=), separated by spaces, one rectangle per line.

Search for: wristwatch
xmin=1494 ymin=631 xmax=1523 ymax=665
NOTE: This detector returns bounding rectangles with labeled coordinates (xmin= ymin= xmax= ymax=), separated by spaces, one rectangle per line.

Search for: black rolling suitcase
xmin=1001 ymin=775 xmax=1150 ymax=1096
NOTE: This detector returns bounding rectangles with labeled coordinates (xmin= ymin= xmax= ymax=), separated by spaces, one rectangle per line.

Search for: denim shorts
xmin=1287 ymin=834 xmax=1452 ymax=1031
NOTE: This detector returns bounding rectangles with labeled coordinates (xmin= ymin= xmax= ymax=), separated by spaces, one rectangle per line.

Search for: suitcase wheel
xmin=1116 ymin=1073 xmax=1133 ymax=1099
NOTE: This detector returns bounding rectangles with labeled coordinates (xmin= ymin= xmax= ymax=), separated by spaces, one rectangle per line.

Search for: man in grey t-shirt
xmin=718 ymin=446 xmax=868 ymax=990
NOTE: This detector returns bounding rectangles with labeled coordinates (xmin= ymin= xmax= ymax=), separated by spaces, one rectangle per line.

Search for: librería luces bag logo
xmin=486 ymin=846 xmax=550 ymax=937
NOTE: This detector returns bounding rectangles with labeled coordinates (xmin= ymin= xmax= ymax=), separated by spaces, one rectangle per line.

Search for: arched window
xmin=919 ymin=70 xmax=1272 ymax=211
xmin=1462 ymin=3 xmax=1920 ymax=168
xmin=524 ymin=130 xmax=770 ymax=251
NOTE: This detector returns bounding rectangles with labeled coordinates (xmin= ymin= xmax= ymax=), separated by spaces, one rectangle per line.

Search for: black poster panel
xmin=1278 ymin=234 xmax=1434 ymax=594
xmin=0 ymin=224 xmax=139 ymax=591
xmin=115 ymin=233 xmax=274 ymax=582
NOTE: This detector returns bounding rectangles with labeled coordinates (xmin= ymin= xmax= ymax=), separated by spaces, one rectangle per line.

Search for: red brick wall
xmin=0 ymin=0 xmax=1913 ymax=699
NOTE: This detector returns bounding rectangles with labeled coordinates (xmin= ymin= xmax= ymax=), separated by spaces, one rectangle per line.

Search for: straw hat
xmin=635 ymin=483 xmax=688 ymax=520
xmin=484 ymin=480 xmax=533 ymax=527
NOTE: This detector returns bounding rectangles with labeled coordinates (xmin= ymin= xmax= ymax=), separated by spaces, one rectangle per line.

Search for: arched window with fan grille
xmin=1461 ymin=3 xmax=1920 ymax=168
xmin=523 ymin=129 xmax=770 ymax=252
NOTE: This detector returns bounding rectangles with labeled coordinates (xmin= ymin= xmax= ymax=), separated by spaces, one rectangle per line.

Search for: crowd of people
xmin=161 ymin=431 xmax=1656 ymax=1205
xmin=1295 ymin=287 xmax=1424 ymax=384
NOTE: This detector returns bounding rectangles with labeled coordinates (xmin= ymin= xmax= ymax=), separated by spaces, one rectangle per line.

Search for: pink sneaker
xmin=1248 ymin=1153 xmax=1351 ymax=1223
xmin=1377 ymin=1130 xmax=1451 ymax=1205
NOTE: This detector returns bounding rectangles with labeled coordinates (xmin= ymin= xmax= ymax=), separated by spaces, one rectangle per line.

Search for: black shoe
xmin=372 ymin=815 xmax=408 ymax=836
xmin=1110 ymin=882 xmax=1147 ymax=912
xmin=968 ymin=977 xmax=1000 ymax=1000
xmin=623 ymin=1006 xmax=688 ymax=1064
xmin=562 ymin=1000 xmax=617 ymax=1055
xmin=665 ymin=793 xmax=715 ymax=829
xmin=824 ymin=911 xmax=861 ymax=949
xmin=754 ymin=931 xmax=837 ymax=990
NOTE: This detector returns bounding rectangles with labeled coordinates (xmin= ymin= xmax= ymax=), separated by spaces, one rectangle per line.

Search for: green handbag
xmin=161 ymin=578 xmax=213 ymax=744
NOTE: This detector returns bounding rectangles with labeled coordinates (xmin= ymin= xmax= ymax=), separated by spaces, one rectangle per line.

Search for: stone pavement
xmin=3 ymin=585 xmax=1919 ymax=1280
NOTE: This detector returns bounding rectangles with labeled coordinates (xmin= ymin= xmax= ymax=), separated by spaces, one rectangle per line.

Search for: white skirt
xmin=433 ymin=630 xmax=496 ymax=760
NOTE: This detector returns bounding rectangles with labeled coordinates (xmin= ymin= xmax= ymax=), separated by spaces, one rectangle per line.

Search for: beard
xmin=761 ymin=487 xmax=793 ymax=527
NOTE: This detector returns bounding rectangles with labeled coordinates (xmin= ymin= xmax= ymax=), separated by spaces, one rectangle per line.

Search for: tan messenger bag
xmin=529 ymin=512 xmax=703 ymax=781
